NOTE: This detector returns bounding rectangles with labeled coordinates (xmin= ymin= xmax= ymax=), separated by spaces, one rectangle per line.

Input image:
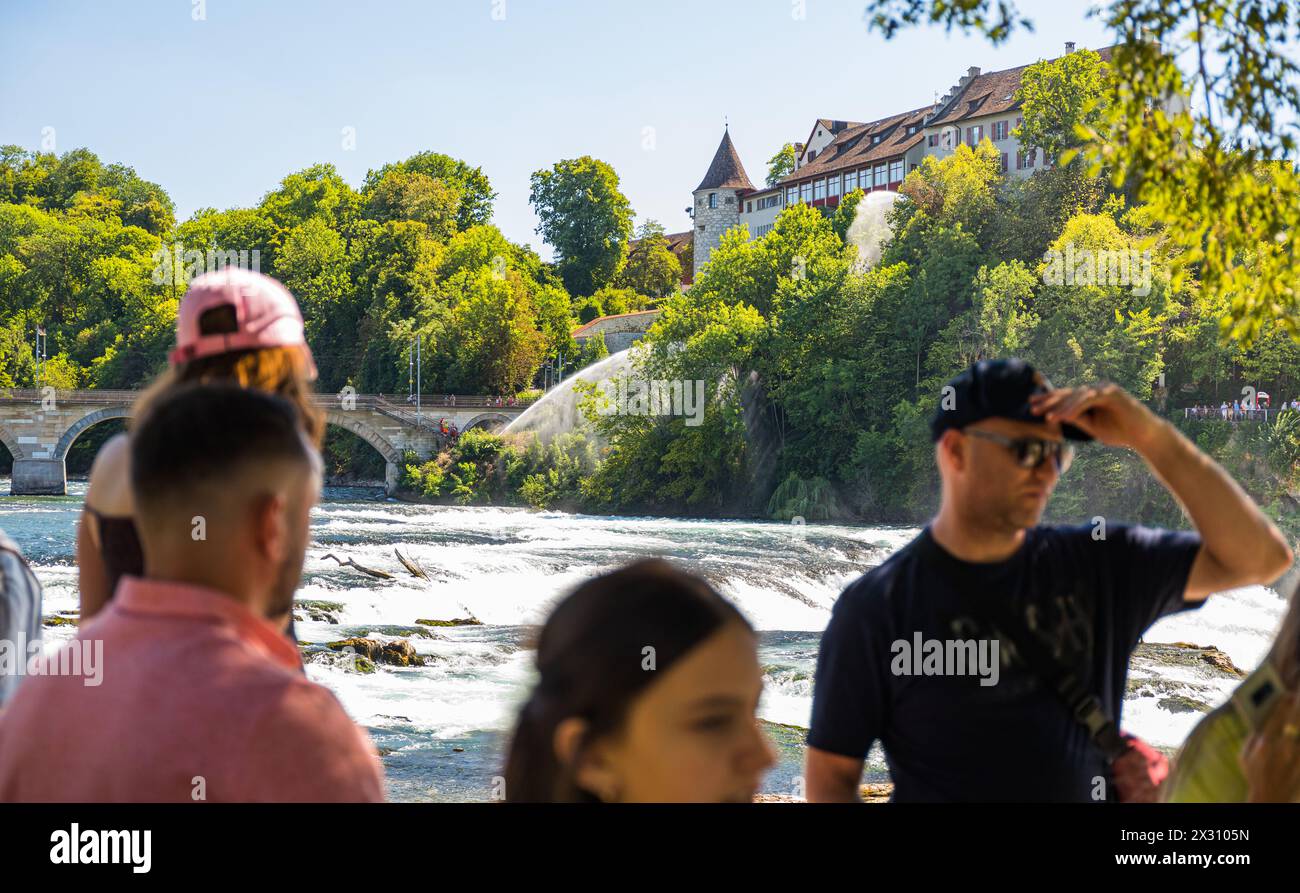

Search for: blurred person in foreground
xmin=805 ymin=359 xmax=1292 ymax=802
xmin=77 ymin=267 xmax=323 ymax=622
xmin=0 ymin=385 xmax=383 ymax=802
xmin=1164 ymin=581 xmax=1300 ymax=802
xmin=0 ymin=527 xmax=41 ymax=707
xmin=504 ymin=559 xmax=776 ymax=802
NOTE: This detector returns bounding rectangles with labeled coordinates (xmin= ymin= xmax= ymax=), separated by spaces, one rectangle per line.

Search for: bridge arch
xmin=322 ymin=409 xmax=404 ymax=467
xmin=462 ymin=412 xmax=512 ymax=433
xmin=0 ymin=423 xmax=23 ymax=463
xmin=53 ymin=405 xmax=133 ymax=461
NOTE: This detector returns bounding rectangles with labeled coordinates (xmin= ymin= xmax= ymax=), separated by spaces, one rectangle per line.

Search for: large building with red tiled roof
xmin=686 ymin=42 xmax=1117 ymax=279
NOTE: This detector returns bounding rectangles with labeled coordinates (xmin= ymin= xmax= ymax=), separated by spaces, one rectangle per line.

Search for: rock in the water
xmin=325 ymin=636 xmax=426 ymax=667
xmin=1132 ymin=641 xmax=1245 ymax=678
xmin=302 ymin=648 xmax=376 ymax=674
xmin=1158 ymin=694 xmax=1212 ymax=714
xmin=295 ymin=599 xmax=344 ymax=624
xmin=350 ymin=625 xmax=443 ymax=640
xmin=415 ymin=617 xmax=482 ymax=627
xmin=754 ymin=782 xmax=892 ymax=803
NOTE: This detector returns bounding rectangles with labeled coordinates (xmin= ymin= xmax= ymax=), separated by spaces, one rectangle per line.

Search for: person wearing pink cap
xmin=76 ymin=268 xmax=323 ymax=622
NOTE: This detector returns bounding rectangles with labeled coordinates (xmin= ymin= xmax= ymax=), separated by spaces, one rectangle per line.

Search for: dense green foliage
xmin=766 ymin=143 xmax=797 ymax=187
xmin=528 ymin=156 xmax=635 ymax=299
xmin=617 ymin=219 xmax=682 ymax=299
xmin=401 ymin=429 xmax=599 ymax=510
xmin=0 ymin=145 xmax=660 ymax=479
xmin=564 ymin=135 xmax=1299 ymax=534
xmin=863 ymin=0 xmax=1300 ymax=346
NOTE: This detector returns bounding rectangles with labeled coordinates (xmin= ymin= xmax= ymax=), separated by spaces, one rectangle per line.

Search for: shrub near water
xmin=401 ymin=428 xmax=598 ymax=510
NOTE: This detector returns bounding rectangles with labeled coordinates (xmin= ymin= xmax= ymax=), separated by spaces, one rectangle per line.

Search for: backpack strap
xmin=974 ymin=595 xmax=1130 ymax=763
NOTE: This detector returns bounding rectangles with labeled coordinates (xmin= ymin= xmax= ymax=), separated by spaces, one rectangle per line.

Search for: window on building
xmin=927 ymin=133 xmax=939 ymax=147
xmin=993 ymin=120 xmax=1008 ymax=140
xmin=1000 ymin=152 xmax=1008 ymax=172
xmin=1015 ymin=152 xmax=1024 ymax=170
xmin=814 ymin=179 xmax=826 ymax=200
xmin=889 ymin=160 xmax=903 ymax=182
xmin=786 ymin=186 xmax=798 ymax=205
xmin=844 ymin=169 xmax=857 ymax=192
xmin=800 ymin=181 xmax=812 ymax=202
xmin=1026 ymin=148 xmax=1036 ymax=168
xmin=966 ymin=125 xmax=983 ymax=145
xmin=874 ymin=164 xmax=887 ymax=187
xmin=828 ymin=174 xmax=841 ymax=197
xmin=708 ymin=193 xmax=716 ymax=208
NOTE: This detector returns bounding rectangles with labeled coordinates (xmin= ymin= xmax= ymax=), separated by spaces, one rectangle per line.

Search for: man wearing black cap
xmin=805 ymin=359 xmax=1292 ymax=801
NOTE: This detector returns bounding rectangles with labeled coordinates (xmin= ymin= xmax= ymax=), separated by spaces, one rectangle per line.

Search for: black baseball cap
xmin=930 ymin=359 xmax=1093 ymax=443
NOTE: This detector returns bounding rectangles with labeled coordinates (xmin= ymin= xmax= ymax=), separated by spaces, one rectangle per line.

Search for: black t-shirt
xmin=807 ymin=524 xmax=1203 ymax=802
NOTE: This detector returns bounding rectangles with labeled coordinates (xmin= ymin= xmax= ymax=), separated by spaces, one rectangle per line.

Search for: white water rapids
xmin=2 ymin=482 xmax=1286 ymax=801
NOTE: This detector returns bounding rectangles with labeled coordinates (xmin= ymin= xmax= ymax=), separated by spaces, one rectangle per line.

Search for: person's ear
xmin=250 ymin=491 xmax=289 ymax=564
xmin=553 ymin=717 xmax=622 ymax=802
xmin=939 ymin=429 xmax=966 ymax=473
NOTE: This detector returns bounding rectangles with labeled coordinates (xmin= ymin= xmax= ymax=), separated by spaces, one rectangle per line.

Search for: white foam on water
xmin=6 ymin=483 xmax=1286 ymax=795
xmin=307 ymin=644 xmax=535 ymax=737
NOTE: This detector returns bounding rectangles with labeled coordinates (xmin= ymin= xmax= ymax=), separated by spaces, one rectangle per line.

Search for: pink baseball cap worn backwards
xmin=169 ymin=268 xmax=317 ymax=378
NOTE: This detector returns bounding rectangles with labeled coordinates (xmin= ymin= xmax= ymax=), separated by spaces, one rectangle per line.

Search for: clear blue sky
xmin=1 ymin=0 xmax=1113 ymax=257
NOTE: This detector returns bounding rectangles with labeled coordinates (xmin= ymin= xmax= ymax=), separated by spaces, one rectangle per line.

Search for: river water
xmin=1 ymin=482 xmax=1287 ymax=801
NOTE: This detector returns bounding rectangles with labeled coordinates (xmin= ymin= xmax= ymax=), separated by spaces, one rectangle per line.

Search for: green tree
xmin=529 ymin=156 xmax=633 ymax=298
xmin=618 ymin=219 xmax=681 ymax=298
xmin=765 ymin=143 xmax=797 ymax=187
xmin=862 ymin=0 xmax=1300 ymax=344
xmin=364 ymin=169 xmax=460 ymax=240
xmin=363 ymin=151 xmax=496 ymax=231
xmin=443 ymin=268 xmax=546 ymax=394
xmin=352 ymin=220 xmax=442 ymax=392
xmin=1014 ymin=47 xmax=1111 ymax=165
xmin=259 ymin=163 xmax=360 ymax=235
xmin=272 ymin=218 xmax=355 ymax=390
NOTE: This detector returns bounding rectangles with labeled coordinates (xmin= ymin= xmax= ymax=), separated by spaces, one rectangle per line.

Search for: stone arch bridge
xmin=0 ymin=389 xmax=532 ymax=495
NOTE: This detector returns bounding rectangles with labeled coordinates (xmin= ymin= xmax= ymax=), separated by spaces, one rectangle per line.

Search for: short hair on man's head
xmin=130 ymin=383 xmax=312 ymax=517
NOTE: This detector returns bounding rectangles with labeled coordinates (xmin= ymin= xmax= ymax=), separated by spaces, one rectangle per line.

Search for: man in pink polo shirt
xmin=0 ymin=385 xmax=384 ymax=802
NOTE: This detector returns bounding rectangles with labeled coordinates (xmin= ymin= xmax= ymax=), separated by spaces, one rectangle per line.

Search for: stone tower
xmin=691 ymin=128 xmax=754 ymax=279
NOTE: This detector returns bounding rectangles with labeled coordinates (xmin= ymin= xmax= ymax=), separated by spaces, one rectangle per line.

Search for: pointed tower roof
xmin=694 ymin=129 xmax=754 ymax=192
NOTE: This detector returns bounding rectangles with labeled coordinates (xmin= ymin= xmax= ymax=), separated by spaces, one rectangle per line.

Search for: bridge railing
xmin=368 ymin=393 xmax=538 ymax=409
xmin=0 ymin=388 xmax=537 ymax=411
xmin=1182 ymin=406 xmax=1297 ymax=422
xmin=0 ymin=388 xmax=143 ymax=405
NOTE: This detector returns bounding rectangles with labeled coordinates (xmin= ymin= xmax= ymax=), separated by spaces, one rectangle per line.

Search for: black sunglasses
xmin=965 ymin=429 xmax=1074 ymax=473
